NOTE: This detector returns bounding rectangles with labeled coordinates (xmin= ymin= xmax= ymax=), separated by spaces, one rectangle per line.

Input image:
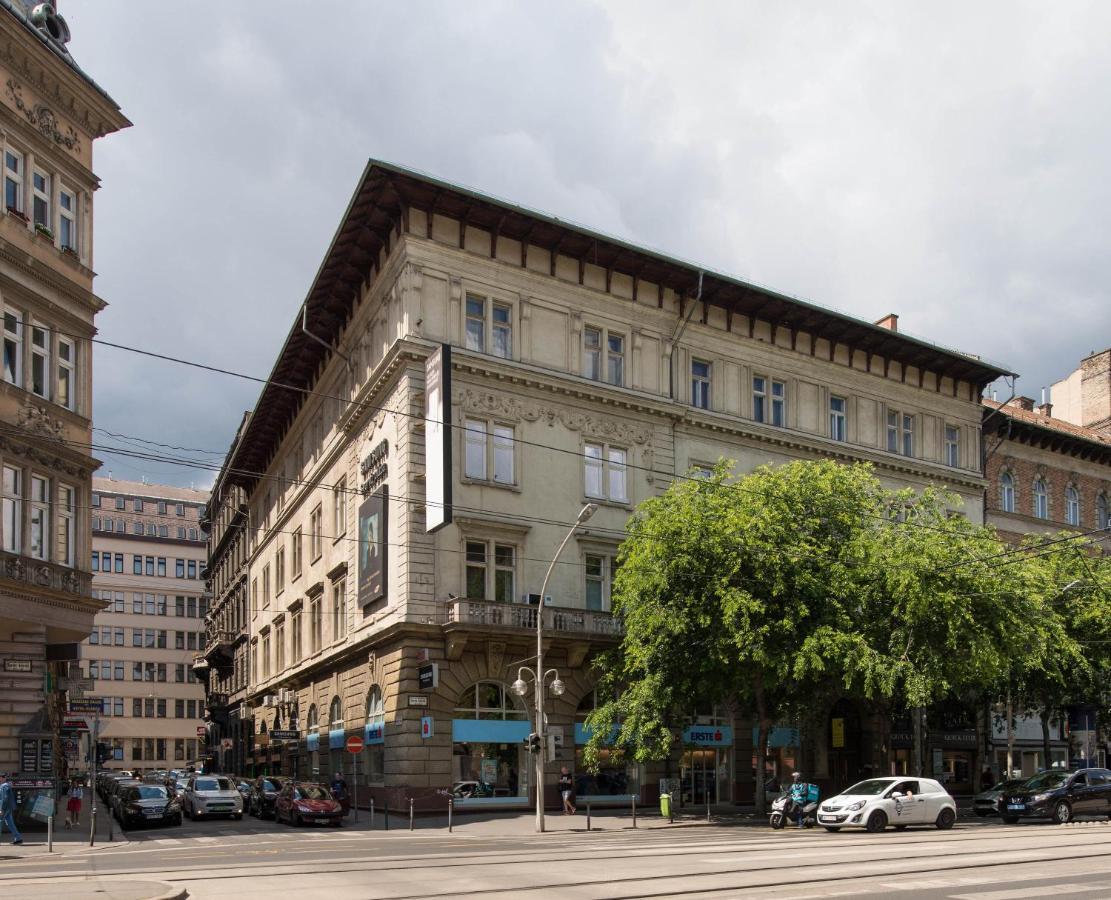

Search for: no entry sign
xmin=345 ymin=735 xmax=365 ymax=753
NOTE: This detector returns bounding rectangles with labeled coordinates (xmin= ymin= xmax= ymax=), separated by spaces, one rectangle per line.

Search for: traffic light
xmin=525 ymin=733 xmax=542 ymax=753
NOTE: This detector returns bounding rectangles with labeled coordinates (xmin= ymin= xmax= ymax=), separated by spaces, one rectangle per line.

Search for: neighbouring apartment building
xmin=0 ymin=1 xmax=128 ymax=777
xmin=80 ymin=478 xmax=210 ymax=772
xmin=204 ymin=160 xmax=1009 ymax=810
xmin=981 ymin=351 xmax=1111 ymax=776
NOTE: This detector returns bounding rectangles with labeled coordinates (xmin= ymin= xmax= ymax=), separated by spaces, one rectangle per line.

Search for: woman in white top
xmin=65 ymin=778 xmax=84 ymax=827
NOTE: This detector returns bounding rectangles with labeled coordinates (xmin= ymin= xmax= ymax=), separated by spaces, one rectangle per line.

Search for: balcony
xmin=203 ymin=630 xmax=236 ymax=669
xmin=443 ymin=598 xmax=622 ymax=638
xmin=207 ymin=692 xmax=230 ymax=711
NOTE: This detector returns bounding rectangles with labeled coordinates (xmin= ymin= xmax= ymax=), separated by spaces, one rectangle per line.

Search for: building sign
xmin=407 ymin=695 xmax=428 ymax=708
xmin=360 ymin=439 xmax=389 ymax=494
xmin=196 ymin=726 xmax=207 ymax=737
xmin=4 ymin=658 xmax=31 ymax=672
xmin=683 ymin=725 xmax=733 ymax=747
xmin=424 ymin=344 xmax=452 ymax=533
xmin=418 ymin=663 xmax=439 ymax=691
xmin=364 ymin=722 xmax=384 ymax=745
xmin=61 ymin=717 xmax=89 ymax=732
xmin=68 ymin=698 xmax=103 ymax=714
xmin=831 ymin=717 xmax=845 ymax=749
xmin=270 ymin=730 xmax=299 ymax=742
xmin=421 ymin=716 xmax=434 ymax=739
xmin=358 ymin=488 xmax=387 ymax=608
xmin=20 ymin=739 xmax=37 ymax=772
xmin=939 ymin=731 xmax=977 ymax=747
xmin=39 ymin=739 xmax=52 ymax=773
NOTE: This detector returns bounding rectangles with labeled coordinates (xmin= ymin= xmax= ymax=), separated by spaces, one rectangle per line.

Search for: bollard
xmin=706 ymin=795 xmax=711 ymax=823
xmin=409 ymin=798 xmax=414 ymax=831
xmin=448 ymin=797 xmax=453 ymax=833
xmin=669 ymin=793 xmax=674 ymax=825
xmin=370 ymin=798 xmax=374 ymax=831
xmin=384 ymin=801 xmax=389 ymax=831
xmin=631 ymin=795 xmax=637 ymax=829
xmin=89 ymin=808 xmax=96 ymax=847
xmin=586 ymin=801 xmax=591 ymax=832
xmin=108 ymin=807 xmax=114 ymax=842
xmin=47 ymin=815 xmax=53 ymax=852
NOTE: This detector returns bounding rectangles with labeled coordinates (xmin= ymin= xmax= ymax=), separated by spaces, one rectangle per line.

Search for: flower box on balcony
xmin=5 ymin=205 xmax=28 ymax=222
xmin=34 ymin=223 xmax=54 ymax=241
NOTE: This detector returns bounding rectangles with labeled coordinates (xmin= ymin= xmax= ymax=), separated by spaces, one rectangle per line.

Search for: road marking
xmin=950 ymin=883 xmax=1111 ymax=899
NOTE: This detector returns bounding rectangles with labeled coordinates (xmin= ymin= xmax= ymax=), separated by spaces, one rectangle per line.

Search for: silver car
xmin=181 ymin=774 xmax=243 ymax=820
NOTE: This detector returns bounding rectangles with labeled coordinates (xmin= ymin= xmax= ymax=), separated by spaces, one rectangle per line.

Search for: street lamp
xmin=523 ymin=502 xmax=596 ymax=833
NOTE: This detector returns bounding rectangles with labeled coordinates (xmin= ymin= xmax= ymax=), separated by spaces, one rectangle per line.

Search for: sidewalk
xmin=0 ymin=881 xmax=183 ymax=900
xmin=0 ymin=805 xmax=131 ymax=856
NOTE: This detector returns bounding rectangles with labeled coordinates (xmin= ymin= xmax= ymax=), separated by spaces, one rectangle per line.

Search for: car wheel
xmin=1052 ymin=801 xmax=1072 ymax=825
xmin=233 ymin=813 xmax=242 ymax=820
xmin=974 ymin=810 xmax=989 ymax=817
xmin=1001 ymin=816 xmax=1019 ymax=825
xmin=823 ymin=826 xmax=841 ymax=833
xmin=865 ymin=810 xmax=888 ymax=833
xmin=935 ymin=807 xmax=956 ymax=830
xmin=174 ymin=815 xmax=182 ymax=826
xmin=293 ymin=812 xmax=302 ymax=827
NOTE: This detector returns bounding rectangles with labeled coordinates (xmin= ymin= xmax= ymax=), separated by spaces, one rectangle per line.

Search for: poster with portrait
xmin=358 ymin=487 xmax=387 ymax=609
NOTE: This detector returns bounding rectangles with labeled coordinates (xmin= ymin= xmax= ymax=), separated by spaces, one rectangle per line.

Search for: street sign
xmin=61 ymin=716 xmax=89 ymax=732
xmin=4 ymin=658 xmax=31 ymax=672
xmin=417 ymin=663 xmax=439 ymax=690
xmin=68 ymin=698 xmax=103 ymax=713
xmin=407 ymin=695 xmax=428 ymax=707
xmin=270 ymin=729 xmax=299 ymax=741
xmin=196 ymin=726 xmax=207 ymax=737
xmin=345 ymin=735 xmax=365 ymax=754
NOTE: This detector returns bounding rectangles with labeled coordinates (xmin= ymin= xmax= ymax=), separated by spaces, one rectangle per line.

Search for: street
xmin=2 ymin=813 xmax=1110 ymax=899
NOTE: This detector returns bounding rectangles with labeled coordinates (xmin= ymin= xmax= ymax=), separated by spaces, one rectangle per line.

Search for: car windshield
xmin=1022 ymin=771 xmax=1070 ymax=791
xmin=296 ymin=786 xmax=331 ymax=801
xmin=137 ymin=786 xmax=167 ymax=800
xmin=262 ymin=780 xmax=281 ymax=791
xmin=841 ymin=779 xmax=895 ymax=796
xmin=195 ymin=777 xmax=231 ymax=792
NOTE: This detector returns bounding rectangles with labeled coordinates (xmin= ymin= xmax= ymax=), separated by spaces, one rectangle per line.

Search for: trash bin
xmin=660 ymin=792 xmax=671 ymax=818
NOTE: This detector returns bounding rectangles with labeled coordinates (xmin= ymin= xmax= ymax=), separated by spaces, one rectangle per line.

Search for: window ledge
xmin=583 ymin=496 xmax=632 ymax=512
xmin=459 ymin=477 xmax=521 ymax=493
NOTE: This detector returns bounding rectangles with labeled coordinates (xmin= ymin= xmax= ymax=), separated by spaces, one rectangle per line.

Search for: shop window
xmin=361 ymin=686 xmax=385 ymax=785
xmin=573 ymin=690 xmax=641 ymax=800
xmin=452 ymin=681 xmax=528 ymax=800
xmin=455 ymin=681 xmax=527 ymax=721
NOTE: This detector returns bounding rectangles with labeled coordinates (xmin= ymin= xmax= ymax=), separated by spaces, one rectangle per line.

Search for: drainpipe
xmin=667 ymin=271 xmax=704 ymax=401
xmin=301 ymin=303 xmax=355 ymax=374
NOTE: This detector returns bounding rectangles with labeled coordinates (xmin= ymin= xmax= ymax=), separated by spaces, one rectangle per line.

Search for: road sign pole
xmin=351 ymin=739 xmax=357 ymax=824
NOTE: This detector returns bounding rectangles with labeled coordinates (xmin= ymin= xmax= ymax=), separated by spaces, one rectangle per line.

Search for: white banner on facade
xmin=425 ymin=344 xmax=452 ymax=532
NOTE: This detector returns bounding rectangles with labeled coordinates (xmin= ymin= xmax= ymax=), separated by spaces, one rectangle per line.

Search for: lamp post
xmin=513 ymin=503 xmax=596 ymax=833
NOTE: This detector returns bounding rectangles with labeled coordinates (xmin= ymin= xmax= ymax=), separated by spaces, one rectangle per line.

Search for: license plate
xmin=1007 ymin=804 xmax=1024 ymax=810
xmin=314 ymin=817 xmax=329 ymax=824
xmin=819 ymin=816 xmax=834 ymax=822
xmin=143 ymin=810 xmax=162 ymax=817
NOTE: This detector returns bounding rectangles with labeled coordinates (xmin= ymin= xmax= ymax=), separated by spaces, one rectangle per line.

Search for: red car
xmin=274 ymin=781 xmax=344 ymax=827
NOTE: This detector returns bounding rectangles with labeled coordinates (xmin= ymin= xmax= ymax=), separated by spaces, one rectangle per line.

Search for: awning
xmin=452 ymin=719 xmax=530 ymax=743
xmin=364 ymin=722 xmax=384 ymax=745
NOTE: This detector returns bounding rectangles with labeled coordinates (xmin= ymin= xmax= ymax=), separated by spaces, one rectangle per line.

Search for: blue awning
xmin=306 ymin=732 xmax=319 ymax=752
xmin=574 ymin=723 xmax=621 ymax=745
xmin=328 ymin=728 xmax=345 ymax=750
xmin=752 ymin=726 xmax=800 ymax=748
xmin=452 ymin=719 xmax=530 ymax=743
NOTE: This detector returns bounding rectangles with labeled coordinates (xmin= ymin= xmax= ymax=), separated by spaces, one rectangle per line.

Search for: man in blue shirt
xmin=0 ymin=773 xmax=23 ymax=845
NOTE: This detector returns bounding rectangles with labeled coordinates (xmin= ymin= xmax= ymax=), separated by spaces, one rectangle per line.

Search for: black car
xmin=249 ymin=776 xmax=286 ymax=819
xmin=1001 ymin=768 xmax=1111 ymax=824
xmin=114 ymin=784 xmax=182 ymax=829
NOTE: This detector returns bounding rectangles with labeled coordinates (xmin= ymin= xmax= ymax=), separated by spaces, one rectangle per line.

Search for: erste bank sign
xmin=683 ymin=725 xmax=733 ymax=747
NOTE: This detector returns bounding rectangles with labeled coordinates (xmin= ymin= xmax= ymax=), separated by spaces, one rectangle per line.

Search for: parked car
xmin=106 ymin=777 xmax=141 ymax=812
xmin=181 ymin=775 xmax=243 ymax=820
xmin=233 ymin=778 xmax=252 ymax=802
xmin=817 ymin=777 xmax=956 ymax=832
xmin=974 ymin=778 xmax=1028 ymax=817
xmin=248 ymin=776 xmax=286 ymax=819
xmin=450 ymin=780 xmax=494 ymax=799
xmin=1000 ymin=768 xmax=1111 ymax=824
xmin=274 ymin=781 xmax=344 ymax=827
xmin=114 ymin=784 xmax=182 ymax=829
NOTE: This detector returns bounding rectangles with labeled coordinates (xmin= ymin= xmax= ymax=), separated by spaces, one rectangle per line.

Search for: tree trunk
xmin=1040 ymin=707 xmax=1052 ymax=771
xmin=754 ymin=670 xmax=770 ymax=815
xmin=974 ymin=697 xmax=987 ymax=793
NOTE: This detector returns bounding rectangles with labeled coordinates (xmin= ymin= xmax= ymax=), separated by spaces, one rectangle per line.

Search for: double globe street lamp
xmin=511 ymin=502 xmax=597 ymax=833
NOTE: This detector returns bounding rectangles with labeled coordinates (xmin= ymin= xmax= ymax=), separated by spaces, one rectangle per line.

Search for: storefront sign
xmin=751 ymin=726 xmax=799 ymax=748
xmin=407 ymin=695 xmax=429 ymax=707
xmin=20 ymin=739 xmax=37 ymax=772
xmin=424 ymin=344 xmax=452 ymax=533
xmin=39 ymin=739 xmax=52 ymax=773
xmin=683 ymin=725 xmax=733 ymax=747
xmin=31 ymin=794 xmax=54 ymax=822
xmin=573 ymin=723 xmax=620 ymax=745
xmin=420 ymin=716 xmax=434 ymax=739
xmin=68 ymin=698 xmax=102 ymax=714
xmin=328 ymin=728 xmax=345 ymax=750
xmin=357 ymin=488 xmax=387 ymax=608
xmin=452 ymin=719 xmax=530 ymax=743
xmin=270 ymin=729 xmax=299 ymax=741
xmin=480 ymin=758 xmax=498 ymax=784
xmin=940 ymin=732 xmax=977 ymax=746
xmin=418 ymin=663 xmax=439 ymax=691
xmin=306 ymin=733 xmax=320 ymax=752
xmin=360 ymin=439 xmax=389 ymax=494
xmin=4 ymin=658 xmax=31 ymax=672
xmin=364 ymin=722 xmax=384 ymax=745
xmin=196 ymin=726 xmax=207 ymax=737
xmin=831 ymin=717 xmax=845 ymax=749
xmin=61 ymin=717 xmax=88 ymax=732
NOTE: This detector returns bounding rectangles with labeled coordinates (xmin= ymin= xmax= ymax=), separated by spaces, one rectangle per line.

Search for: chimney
xmin=875 ymin=314 xmax=899 ymax=332
xmin=1036 ymin=387 xmax=1053 ymax=418
xmin=1008 ymin=396 xmax=1036 ymax=412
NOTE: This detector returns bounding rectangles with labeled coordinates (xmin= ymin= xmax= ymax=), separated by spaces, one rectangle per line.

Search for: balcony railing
xmin=0 ymin=550 xmax=92 ymax=597
xmin=444 ymin=598 xmax=622 ymax=638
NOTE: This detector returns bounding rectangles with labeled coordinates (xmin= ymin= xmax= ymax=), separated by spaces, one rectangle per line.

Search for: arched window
xmin=361 ymin=686 xmax=385 ymax=786
xmin=1033 ymin=478 xmax=1048 ymax=519
xmin=366 ymin=686 xmax=384 ymax=724
xmin=1098 ymin=494 xmax=1110 ymax=530
xmin=1000 ymin=472 xmax=1015 ymax=513
xmin=306 ymin=704 xmax=318 ymax=731
xmin=1065 ymin=486 xmax=1080 ymax=526
xmin=454 ymin=681 xmax=527 ymax=721
xmin=329 ymin=695 xmax=343 ymax=729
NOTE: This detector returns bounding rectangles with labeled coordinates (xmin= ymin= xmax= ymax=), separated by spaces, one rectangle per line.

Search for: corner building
xmin=211 ymin=161 xmax=1009 ymax=810
xmin=0 ymin=2 xmax=128 ymax=775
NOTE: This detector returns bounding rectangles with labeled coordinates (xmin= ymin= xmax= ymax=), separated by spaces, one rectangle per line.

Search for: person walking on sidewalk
xmin=65 ymin=777 xmax=84 ymax=828
xmin=0 ymin=773 xmax=23 ymax=845
xmin=559 ymin=767 xmax=576 ymax=815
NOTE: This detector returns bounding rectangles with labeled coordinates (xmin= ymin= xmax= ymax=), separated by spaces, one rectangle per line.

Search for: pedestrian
xmin=558 ymin=766 xmax=576 ymax=815
xmin=330 ymin=772 xmax=349 ymax=815
xmin=0 ymin=772 xmax=23 ymax=845
xmin=981 ymin=766 xmax=995 ymax=788
xmin=66 ymin=777 xmax=84 ymax=828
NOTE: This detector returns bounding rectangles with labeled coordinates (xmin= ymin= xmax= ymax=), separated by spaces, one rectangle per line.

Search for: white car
xmin=817 ymin=777 xmax=956 ymax=832
xmin=181 ymin=775 xmax=243 ymax=820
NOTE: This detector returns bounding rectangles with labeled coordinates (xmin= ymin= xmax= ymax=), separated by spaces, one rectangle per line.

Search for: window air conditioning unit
xmin=262 ymin=695 xmax=276 ymax=708
xmin=523 ymin=594 xmax=553 ymax=606
xmin=280 ymin=689 xmax=295 ymax=704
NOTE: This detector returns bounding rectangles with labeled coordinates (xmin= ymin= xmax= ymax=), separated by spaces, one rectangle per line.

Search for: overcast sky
xmin=67 ymin=1 xmax=1111 ymax=488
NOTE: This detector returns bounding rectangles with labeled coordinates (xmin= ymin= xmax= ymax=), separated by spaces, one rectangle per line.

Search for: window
xmin=464 ymin=540 xmax=515 ymax=602
xmin=584 ymin=442 xmax=627 ymax=502
xmin=691 ymin=359 xmax=711 ymax=409
xmin=309 ymin=594 xmax=322 ymax=653
xmin=159 ymin=525 xmax=168 ymax=538
xmin=31 ymin=169 xmax=50 ymax=230
xmin=176 ymin=503 xmax=185 ymax=516
xmin=3 ymin=308 xmax=21 ymax=387
xmin=291 ymin=527 xmax=303 ymax=579
xmin=464 ymin=419 xmax=514 ymax=484
xmin=585 ymin=553 xmax=617 ymax=611
xmin=132 ymin=521 xmax=144 ymax=536
xmin=491 ymin=302 xmax=512 ymax=358
xmin=114 ymin=553 xmax=123 ymax=573
xmin=945 ymin=425 xmax=960 ymax=467
xmin=260 ymin=630 xmax=270 ymax=679
xmin=29 ymin=475 xmax=48 ymax=559
xmin=187 ymin=559 xmax=196 ymax=579
xmin=2 ymin=465 xmax=21 ymax=553
xmin=262 ymin=564 xmax=271 ymax=608
xmin=1001 ymin=472 xmax=1015 ymax=513
xmin=58 ymin=485 xmax=74 ymax=566
xmin=275 ymin=618 xmax=286 ymax=671
xmin=30 ymin=323 xmax=49 ymax=399
xmin=157 ymin=557 xmax=166 ymax=577
xmin=58 ymin=186 xmax=76 ymax=251
xmin=465 ymin=295 xmax=485 ymax=352
xmin=145 ymin=556 xmax=155 ymax=576
xmin=583 ymin=326 xmax=625 ymax=386
xmin=291 ymin=607 xmax=302 ymax=664
xmin=1033 ymin=477 xmax=1048 ymax=519
xmin=1098 ymin=494 xmax=1110 ymax=530
xmin=4 ymin=149 xmax=22 ymax=212
xmin=91 ymin=551 xmax=99 ymax=572
xmin=310 ymin=504 xmax=323 ymax=560
xmin=115 ymin=497 xmax=125 ymax=510
xmin=753 ymin=376 xmax=766 ymax=423
xmin=333 ymin=478 xmax=347 ymax=538
xmin=455 ymin=681 xmax=527 ymax=721
xmin=332 ymin=576 xmax=347 ymax=641
xmin=887 ymin=411 xmax=914 ymax=456
xmin=1065 ymin=486 xmax=1080 ymax=526
xmin=770 ymin=380 xmax=786 ymax=427
xmin=134 ymin=498 xmax=144 ymax=513
xmin=830 ymin=396 xmax=847 ymax=442
xmin=275 ymin=546 xmax=285 ymax=595
xmin=176 ymin=559 xmax=184 ymax=578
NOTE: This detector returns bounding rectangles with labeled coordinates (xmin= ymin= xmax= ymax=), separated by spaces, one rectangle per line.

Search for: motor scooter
xmin=769 ymin=784 xmax=819 ymax=829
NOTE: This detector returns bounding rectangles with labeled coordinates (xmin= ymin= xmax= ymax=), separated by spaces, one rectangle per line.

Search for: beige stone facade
xmin=80 ymin=478 xmax=209 ymax=773
xmin=0 ymin=2 xmax=128 ymax=776
xmin=206 ymin=161 xmax=1008 ymax=807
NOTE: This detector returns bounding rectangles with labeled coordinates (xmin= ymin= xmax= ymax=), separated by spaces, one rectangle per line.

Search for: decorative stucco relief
xmin=5 ymin=79 xmax=81 ymax=153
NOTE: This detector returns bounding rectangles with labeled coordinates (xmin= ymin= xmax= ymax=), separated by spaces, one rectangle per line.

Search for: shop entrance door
xmin=681 ymin=749 xmax=719 ymax=806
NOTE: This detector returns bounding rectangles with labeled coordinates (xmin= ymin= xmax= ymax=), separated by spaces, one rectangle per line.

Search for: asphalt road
xmin=2 ymin=811 xmax=1110 ymax=899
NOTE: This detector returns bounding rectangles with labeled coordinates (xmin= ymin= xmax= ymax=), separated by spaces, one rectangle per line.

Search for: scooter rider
xmin=787 ymin=772 xmax=807 ymax=828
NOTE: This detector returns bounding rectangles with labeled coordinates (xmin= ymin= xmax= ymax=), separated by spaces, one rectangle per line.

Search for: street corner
xmin=4 ymin=881 xmax=186 ymax=900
